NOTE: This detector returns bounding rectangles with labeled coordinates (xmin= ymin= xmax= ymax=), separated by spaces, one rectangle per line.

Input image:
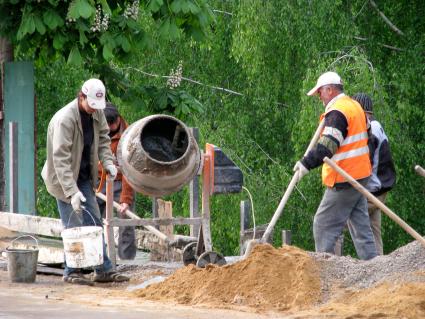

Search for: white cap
xmin=81 ymin=78 xmax=106 ymax=109
xmin=307 ymin=71 xmax=342 ymax=96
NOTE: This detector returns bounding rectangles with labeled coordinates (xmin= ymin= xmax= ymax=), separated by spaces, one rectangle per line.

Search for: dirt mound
xmin=133 ymin=241 xmax=425 ymax=317
xmin=134 ymin=244 xmax=321 ymax=312
xmin=315 ymin=278 xmax=425 ymax=318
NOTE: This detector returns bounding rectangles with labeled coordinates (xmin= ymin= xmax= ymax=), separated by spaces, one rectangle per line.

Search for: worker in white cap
xmin=42 ymin=78 xmax=129 ymax=284
xmin=293 ymin=71 xmax=378 ymax=260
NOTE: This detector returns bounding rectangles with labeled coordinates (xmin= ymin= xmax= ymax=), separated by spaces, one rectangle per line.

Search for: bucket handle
xmin=65 ymin=206 xmax=99 ymax=229
xmin=8 ymin=235 xmax=39 ymax=250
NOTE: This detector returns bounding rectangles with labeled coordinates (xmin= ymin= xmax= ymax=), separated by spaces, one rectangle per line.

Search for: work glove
xmin=71 ymin=191 xmax=86 ymax=213
xmin=293 ymin=161 xmax=309 ymax=182
xmin=118 ymin=202 xmax=130 ymax=217
xmin=105 ymin=164 xmax=118 ymax=180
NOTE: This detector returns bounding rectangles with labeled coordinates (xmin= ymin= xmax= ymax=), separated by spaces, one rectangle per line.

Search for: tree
xmin=0 ymin=0 xmax=213 ymax=64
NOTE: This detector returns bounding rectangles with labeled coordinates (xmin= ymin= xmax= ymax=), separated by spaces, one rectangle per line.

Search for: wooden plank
xmin=240 ymin=200 xmax=250 ymax=255
xmin=189 ymin=127 xmax=200 ymax=237
xmin=201 ymin=153 xmax=212 ymax=252
xmin=152 ymin=197 xmax=159 ymax=219
xmin=0 ymin=211 xmax=63 ymax=237
xmin=105 ymin=178 xmax=116 ymax=270
xmin=281 ymin=230 xmax=292 ymax=245
xmin=108 ymin=217 xmax=202 ymax=227
xmin=9 ymin=122 xmax=18 ymax=213
xmin=36 ymin=265 xmax=63 ymax=276
xmin=157 ymin=199 xmax=173 ymax=237
xmin=0 ymin=226 xmax=17 ymax=238
xmin=135 ymin=230 xmax=182 ymax=262
xmin=0 ymin=236 xmax=64 ymax=264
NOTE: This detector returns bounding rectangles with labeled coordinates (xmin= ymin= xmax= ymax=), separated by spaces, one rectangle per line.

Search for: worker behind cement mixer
xmin=96 ymin=102 xmax=137 ymax=260
xmin=293 ymin=72 xmax=378 ymax=260
xmin=42 ymin=78 xmax=129 ymax=285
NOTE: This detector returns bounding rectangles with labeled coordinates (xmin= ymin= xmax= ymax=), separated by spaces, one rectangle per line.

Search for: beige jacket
xmin=42 ymin=98 xmax=114 ymax=202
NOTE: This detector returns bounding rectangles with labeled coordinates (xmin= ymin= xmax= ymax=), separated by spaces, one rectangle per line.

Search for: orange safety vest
xmin=320 ymin=95 xmax=371 ymax=187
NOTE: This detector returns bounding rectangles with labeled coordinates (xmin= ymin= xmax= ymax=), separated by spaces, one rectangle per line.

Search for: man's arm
xmin=51 ymin=119 xmax=79 ymax=198
xmin=97 ymin=111 xmax=114 ymax=168
xmin=301 ymin=110 xmax=348 ymax=170
xmin=120 ymin=176 xmax=134 ymax=206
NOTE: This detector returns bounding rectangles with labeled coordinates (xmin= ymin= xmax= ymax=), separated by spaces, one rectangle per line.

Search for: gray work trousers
xmin=335 ymin=192 xmax=386 ymax=256
xmin=360 ymin=192 xmax=386 ymax=255
xmin=313 ymin=182 xmax=378 ymax=260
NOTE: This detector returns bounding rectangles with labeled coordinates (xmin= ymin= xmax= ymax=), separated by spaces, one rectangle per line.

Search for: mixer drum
xmin=117 ymin=115 xmax=202 ymax=197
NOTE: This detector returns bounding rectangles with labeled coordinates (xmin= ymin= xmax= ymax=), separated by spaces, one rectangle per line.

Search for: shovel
xmin=323 ymin=157 xmax=425 ymax=248
xmin=243 ymin=119 xmax=325 ymax=258
xmin=95 ymin=192 xmax=169 ymax=243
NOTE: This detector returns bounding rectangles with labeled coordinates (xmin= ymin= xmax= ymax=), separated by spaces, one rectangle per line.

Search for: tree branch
xmin=213 ymin=9 xmax=233 ymax=16
xmin=327 ymin=51 xmax=378 ymax=90
xmin=353 ymin=36 xmax=405 ymax=52
xmin=369 ymin=0 xmax=405 ymax=36
xmin=117 ymin=65 xmax=289 ymax=106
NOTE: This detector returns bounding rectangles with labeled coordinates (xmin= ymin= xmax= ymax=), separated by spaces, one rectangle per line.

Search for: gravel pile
xmin=310 ymin=240 xmax=425 ymax=300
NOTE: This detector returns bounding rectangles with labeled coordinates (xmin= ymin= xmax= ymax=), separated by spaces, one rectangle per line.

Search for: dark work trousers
xmin=57 ymin=180 xmax=113 ymax=276
xmin=97 ymin=180 xmax=137 ymax=260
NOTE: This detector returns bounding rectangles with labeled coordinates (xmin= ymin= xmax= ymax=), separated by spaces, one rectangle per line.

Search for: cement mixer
xmin=113 ymin=114 xmax=243 ymax=267
xmin=117 ymin=114 xmax=202 ymax=197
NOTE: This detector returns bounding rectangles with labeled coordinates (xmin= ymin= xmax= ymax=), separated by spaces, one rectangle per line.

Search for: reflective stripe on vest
xmin=341 ymin=132 xmax=368 ymax=146
xmin=321 ymin=96 xmax=371 ymax=187
xmin=332 ymin=145 xmax=369 ymax=161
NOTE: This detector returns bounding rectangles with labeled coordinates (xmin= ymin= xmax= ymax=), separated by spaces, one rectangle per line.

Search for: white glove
xmin=293 ymin=161 xmax=309 ymax=182
xmin=105 ymin=164 xmax=118 ymax=180
xmin=71 ymin=191 xmax=86 ymax=213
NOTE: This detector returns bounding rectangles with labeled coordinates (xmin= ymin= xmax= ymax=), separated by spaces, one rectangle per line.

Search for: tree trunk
xmin=0 ymin=37 xmax=14 ymax=210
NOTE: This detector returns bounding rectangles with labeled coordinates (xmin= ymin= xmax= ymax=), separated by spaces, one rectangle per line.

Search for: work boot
xmin=63 ymin=272 xmax=94 ymax=286
xmin=91 ymin=271 xmax=130 ymax=283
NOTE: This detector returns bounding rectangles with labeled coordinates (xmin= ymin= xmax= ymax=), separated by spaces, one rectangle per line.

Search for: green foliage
xmin=143 ymin=86 xmax=204 ymax=120
xmin=1 ymin=0 xmax=214 ymax=64
xmin=30 ymin=0 xmax=425 ymax=258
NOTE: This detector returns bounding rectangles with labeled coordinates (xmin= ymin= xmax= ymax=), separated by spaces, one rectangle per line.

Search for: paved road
xmin=0 ymin=270 xmax=284 ymax=319
xmin=0 ymin=293 xmax=271 ymax=319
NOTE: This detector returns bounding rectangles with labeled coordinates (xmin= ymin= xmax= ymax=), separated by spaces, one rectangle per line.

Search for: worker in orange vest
xmin=293 ymin=71 xmax=378 ymax=260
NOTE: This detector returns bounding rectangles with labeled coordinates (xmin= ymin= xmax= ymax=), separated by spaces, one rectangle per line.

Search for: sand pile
xmin=315 ymin=279 xmax=425 ymax=318
xmin=133 ymin=241 xmax=425 ymax=317
xmin=134 ymin=244 xmax=321 ymax=311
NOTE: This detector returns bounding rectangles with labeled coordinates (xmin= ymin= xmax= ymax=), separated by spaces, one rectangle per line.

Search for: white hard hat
xmin=81 ymin=78 xmax=106 ymax=109
xmin=307 ymin=71 xmax=342 ymax=96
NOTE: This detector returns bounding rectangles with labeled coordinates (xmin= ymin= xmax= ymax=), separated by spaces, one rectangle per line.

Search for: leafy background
xmin=1 ymin=0 xmax=424 ymax=257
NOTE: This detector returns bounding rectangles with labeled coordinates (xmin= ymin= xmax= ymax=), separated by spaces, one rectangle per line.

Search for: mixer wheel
xmin=196 ymin=251 xmax=226 ymax=268
xmin=182 ymin=242 xmax=197 ymax=266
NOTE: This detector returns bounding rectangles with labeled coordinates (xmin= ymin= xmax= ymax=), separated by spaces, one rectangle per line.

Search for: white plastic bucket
xmin=61 ymin=226 xmax=104 ymax=268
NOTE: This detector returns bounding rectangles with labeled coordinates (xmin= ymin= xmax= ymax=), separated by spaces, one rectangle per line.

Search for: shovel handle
xmin=304 ymin=120 xmax=325 ymax=157
xmin=261 ymin=120 xmax=325 ymax=242
xmin=95 ymin=192 xmax=169 ymax=243
xmin=324 ymin=157 xmax=425 ymax=248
